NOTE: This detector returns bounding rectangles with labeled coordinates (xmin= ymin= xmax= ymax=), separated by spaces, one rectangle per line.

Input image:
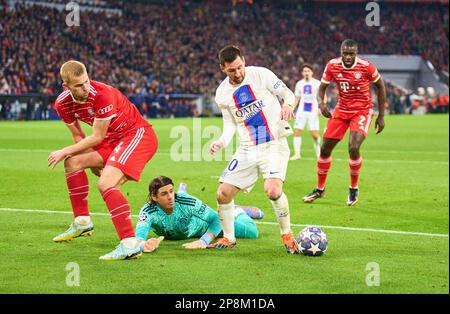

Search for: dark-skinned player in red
xmin=303 ymin=39 xmax=386 ymax=206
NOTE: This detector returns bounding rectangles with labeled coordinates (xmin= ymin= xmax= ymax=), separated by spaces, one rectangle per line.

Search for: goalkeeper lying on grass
xmin=136 ymin=176 xmax=264 ymax=252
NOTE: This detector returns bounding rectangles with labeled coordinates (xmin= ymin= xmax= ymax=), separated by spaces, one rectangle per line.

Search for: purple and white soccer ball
xmin=296 ymin=226 xmax=328 ymax=256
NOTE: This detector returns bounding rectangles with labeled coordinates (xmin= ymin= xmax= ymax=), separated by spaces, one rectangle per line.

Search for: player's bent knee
xmin=265 ymin=187 xmax=282 ymax=200
xmin=320 ymin=147 xmax=332 ymax=158
xmin=216 ymin=189 xmax=233 ymax=204
xmin=348 ymin=145 xmax=360 ymax=157
xmin=97 ymin=178 xmax=114 ymax=194
xmin=64 ymin=156 xmax=84 ymax=173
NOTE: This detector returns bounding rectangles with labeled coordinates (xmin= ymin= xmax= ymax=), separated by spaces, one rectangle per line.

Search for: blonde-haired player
xmin=49 ymin=60 xmax=158 ymax=260
xmin=209 ymin=45 xmax=299 ymax=254
xmin=291 ymin=64 xmax=324 ymax=160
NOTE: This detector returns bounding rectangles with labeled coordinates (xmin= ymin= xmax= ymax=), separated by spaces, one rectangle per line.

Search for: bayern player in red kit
xmin=303 ymin=39 xmax=386 ymax=206
xmin=48 ymin=60 xmax=158 ymax=260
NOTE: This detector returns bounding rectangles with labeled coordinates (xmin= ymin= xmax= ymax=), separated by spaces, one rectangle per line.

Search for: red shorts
xmin=95 ymin=125 xmax=158 ymax=181
xmin=323 ymin=107 xmax=374 ymax=140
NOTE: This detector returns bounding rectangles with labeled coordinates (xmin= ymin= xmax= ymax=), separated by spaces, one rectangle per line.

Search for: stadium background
xmin=0 ymin=0 xmax=448 ymax=295
xmin=0 ymin=0 xmax=448 ymax=119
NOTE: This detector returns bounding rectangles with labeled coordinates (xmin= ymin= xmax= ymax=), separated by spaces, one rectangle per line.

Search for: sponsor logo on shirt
xmin=273 ymin=80 xmax=283 ymax=89
xmin=196 ymin=203 xmax=207 ymax=216
xmin=234 ymin=100 xmax=265 ymax=120
xmin=97 ymin=104 xmax=113 ymax=115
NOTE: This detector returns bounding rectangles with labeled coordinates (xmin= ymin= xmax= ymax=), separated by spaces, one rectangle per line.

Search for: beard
xmin=231 ymin=76 xmax=244 ymax=85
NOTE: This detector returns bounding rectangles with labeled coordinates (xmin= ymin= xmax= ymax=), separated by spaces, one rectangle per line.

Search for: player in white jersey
xmin=291 ymin=64 xmax=324 ymax=160
xmin=208 ymin=45 xmax=299 ymax=254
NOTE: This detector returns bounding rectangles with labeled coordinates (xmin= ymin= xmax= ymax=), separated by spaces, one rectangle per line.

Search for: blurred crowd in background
xmin=0 ymin=0 xmax=448 ymax=120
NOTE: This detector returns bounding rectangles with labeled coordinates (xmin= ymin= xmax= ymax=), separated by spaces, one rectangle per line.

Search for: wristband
xmin=200 ymin=233 xmax=214 ymax=245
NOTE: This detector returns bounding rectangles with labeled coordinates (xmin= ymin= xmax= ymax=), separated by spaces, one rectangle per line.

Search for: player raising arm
xmin=209 ymin=45 xmax=299 ymax=254
xmin=48 ymin=60 xmax=158 ymax=260
xmin=303 ymin=39 xmax=386 ymax=206
xmin=135 ymin=176 xmax=262 ymax=252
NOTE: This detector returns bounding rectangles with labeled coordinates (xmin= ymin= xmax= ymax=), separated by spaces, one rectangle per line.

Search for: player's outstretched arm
xmin=48 ymin=119 xmax=110 ymax=169
xmin=272 ymin=84 xmax=295 ymax=121
xmin=182 ymin=233 xmax=214 ymax=249
xmin=293 ymin=81 xmax=301 ymax=111
xmin=136 ymin=206 xmax=164 ymax=252
xmin=317 ymin=83 xmax=331 ymax=118
xmin=210 ymin=108 xmax=236 ymax=156
xmin=67 ymin=121 xmax=86 ymax=143
xmin=136 ymin=208 xmax=152 ymax=242
xmin=260 ymin=67 xmax=295 ymax=120
xmin=142 ymin=236 xmax=164 ymax=253
xmin=183 ymin=205 xmax=221 ymax=249
xmin=374 ymin=78 xmax=386 ymax=134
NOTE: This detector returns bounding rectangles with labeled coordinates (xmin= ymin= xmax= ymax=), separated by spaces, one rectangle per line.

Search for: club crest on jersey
xmin=239 ymin=92 xmax=249 ymax=102
xmin=178 ymin=216 xmax=188 ymax=225
xmin=74 ymin=113 xmax=79 ymax=118
xmin=88 ymin=108 xmax=95 ymax=115
xmin=354 ymin=72 xmax=362 ymax=79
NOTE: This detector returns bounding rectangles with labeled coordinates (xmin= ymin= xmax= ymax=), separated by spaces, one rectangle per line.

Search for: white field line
xmin=0 ymin=148 xmax=448 ymax=165
xmin=1 ymin=147 xmax=448 ymax=155
xmin=0 ymin=207 xmax=448 ymax=238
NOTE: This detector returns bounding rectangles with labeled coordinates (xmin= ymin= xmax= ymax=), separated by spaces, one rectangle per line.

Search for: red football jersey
xmin=321 ymin=57 xmax=381 ymax=111
xmin=55 ymin=80 xmax=150 ymax=140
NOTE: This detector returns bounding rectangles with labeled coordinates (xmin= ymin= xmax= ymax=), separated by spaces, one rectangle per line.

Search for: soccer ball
xmin=296 ymin=226 xmax=328 ymax=256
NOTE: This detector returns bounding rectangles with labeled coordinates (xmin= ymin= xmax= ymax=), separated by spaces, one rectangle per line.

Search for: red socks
xmin=101 ymin=187 xmax=135 ymax=240
xmin=66 ymin=171 xmax=135 ymax=240
xmin=66 ymin=170 xmax=89 ymax=217
xmin=317 ymin=156 xmax=332 ymax=190
xmin=349 ymin=157 xmax=363 ymax=189
xmin=316 ymin=156 xmax=363 ymax=190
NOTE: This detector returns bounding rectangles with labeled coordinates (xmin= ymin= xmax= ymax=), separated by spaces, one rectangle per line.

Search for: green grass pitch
xmin=0 ymin=114 xmax=448 ymax=294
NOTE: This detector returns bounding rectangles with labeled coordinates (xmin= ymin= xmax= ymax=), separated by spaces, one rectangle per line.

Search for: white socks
xmin=218 ymin=200 xmax=236 ymax=242
xmin=75 ymin=216 xmax=91 ymax=226
xmin=313 ymin=137 xmax=321 ymax=158
xmin=294 ymin=136 xmax=321 ymax=158
xmin=270 ymin=193 xmax=291 ymax=235
xmin=121 ymin=237 xmax=139 ymax=248
xmin=293 ymin=136 xmax=302 ymax=155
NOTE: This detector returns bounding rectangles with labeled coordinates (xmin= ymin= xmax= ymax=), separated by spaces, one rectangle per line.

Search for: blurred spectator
xmin=438 ymin=94 xmax=449 ymax=113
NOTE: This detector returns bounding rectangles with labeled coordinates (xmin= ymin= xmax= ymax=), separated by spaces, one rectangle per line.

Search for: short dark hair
xmin=218 ymin=45 xmax=243 ymax=65
xmin=148 ymin=176 xmax=174 ymax=203
xmin=341 ymin=39 xmax=358 ymax=50
xmin=301 ymin=63 xmax=314 ymax=72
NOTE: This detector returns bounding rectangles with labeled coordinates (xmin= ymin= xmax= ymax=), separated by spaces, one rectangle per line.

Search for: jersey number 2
xmin=358 ymin=115 xmax=372 ymax=133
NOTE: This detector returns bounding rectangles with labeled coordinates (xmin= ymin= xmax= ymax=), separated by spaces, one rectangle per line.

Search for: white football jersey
xmin=215 ymin=66 xmax=292 ymax=147
xmin=294 ymin=78 xmax=321 ymax=115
